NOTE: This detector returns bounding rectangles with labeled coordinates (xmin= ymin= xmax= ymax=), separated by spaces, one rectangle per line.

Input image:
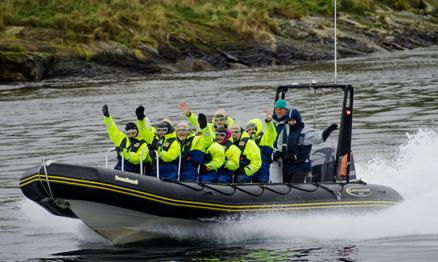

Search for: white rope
xmin=41 ymin=157 xmax=55 ymax=202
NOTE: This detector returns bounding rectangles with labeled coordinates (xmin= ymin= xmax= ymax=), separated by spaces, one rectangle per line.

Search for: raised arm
xmin=135 ymin=105 xmax=156 ymax=144
xmin=303 ymin=123 xmax=337 ymax=145
xmin=102 ymin=105 xmax=125 ymax=146
xmin=179 ymin=101 xmax=199 ymax=128
xmin=262 ymin=110 xmax=277 ymax=147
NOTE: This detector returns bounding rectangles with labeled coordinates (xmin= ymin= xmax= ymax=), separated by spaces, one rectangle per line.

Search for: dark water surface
xmin=1 ymin=47 xmax=438 ymax=261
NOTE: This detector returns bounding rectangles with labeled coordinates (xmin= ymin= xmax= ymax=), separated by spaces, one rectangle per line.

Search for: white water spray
xmin=20 ymin=129 xmax=438 ymax=245
xmin=158 ymin=129 xmax=438 ymax=243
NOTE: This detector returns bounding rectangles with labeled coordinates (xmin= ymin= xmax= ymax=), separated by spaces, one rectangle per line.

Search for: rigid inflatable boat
xmin=20 ymin=84 xmax=403 ymax=244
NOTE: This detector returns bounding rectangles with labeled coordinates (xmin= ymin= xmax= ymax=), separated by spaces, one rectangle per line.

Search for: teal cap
xmin=275 ymin=99 xmax=287 ymax=109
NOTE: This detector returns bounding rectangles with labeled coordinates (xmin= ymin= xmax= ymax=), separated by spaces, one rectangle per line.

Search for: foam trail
xmin=155 ymin=129 xmax=438 ymax=243
xmin=19 ymin=199 xmax=106 ymax=244
xmin=19 ymin=129 xmax=438 ymax=244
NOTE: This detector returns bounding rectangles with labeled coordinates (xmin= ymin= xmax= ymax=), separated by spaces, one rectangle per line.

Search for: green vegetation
xmin=1 ymin=0 xmax=436 ymax=48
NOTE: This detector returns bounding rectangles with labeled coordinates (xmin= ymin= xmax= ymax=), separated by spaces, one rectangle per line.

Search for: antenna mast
xmin=334 ymin=0 xmax=338 ymax=83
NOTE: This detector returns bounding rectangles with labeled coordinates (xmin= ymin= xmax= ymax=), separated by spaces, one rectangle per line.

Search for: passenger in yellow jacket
xmin=135 ymin=106 xmax=180 ymax=181
xmin=188 ymin=113 xmax=225 ymax=183
xmin=152 ymin=119 xmax=181 ymax=181
xmin=215 ymin=127 xmax=240 ymax=183
xmin=102 ymin=105 xmax=150 ymax=174
xmin=175 ymin=118 xmax=216 ymax=182
xmin=229 ymin=124 xmax=262 ymax=183
xmin=135 ymin=106 xmax=158 ymax=146
xmin=246 ymin=111 xmax=277 ymax=183
xmin=179 ymin=102 xmax=234 ymax=135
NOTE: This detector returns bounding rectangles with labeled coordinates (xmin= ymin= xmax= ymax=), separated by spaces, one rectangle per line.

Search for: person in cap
xmin=174 ymin=121 xmax=197 ymax=181
xmin=136 ymin=114 xmax=180 ymax=181
xmin=194 ymin=125 xmax=225 ymax=183
xmin=273 ymin=99 xmax=288 ymax=122
xmin=272 ymin=99 xmax=290 ymax=145
xmin=229 ymin=123 xmax=262 ymax=183
xmin=272 ymin=108 xmax=338 ymax=183
xmin=175 ymin=114 xmax=218 ymax=182
xmin=245 ymin=110 xmax=277 ymax=183
xmin=179 ymin=102 xmax=234 ymax=135
xmin=102 ymin=105 xmax=150 ymax=174
xmin=215 ymin=127 xmax=240 ymax=183
xmin=154 ymin=118 xmax=181 ymax=181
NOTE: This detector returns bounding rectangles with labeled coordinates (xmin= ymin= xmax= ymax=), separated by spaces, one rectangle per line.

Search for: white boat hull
xmin=68 ymin=199 xmax=203 ymax=244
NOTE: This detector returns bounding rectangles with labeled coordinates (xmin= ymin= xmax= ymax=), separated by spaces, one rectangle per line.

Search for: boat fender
xmin=339 ymin=153 xmax=350 ymax=180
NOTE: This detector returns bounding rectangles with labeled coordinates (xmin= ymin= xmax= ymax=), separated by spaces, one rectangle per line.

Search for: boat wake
xmin=141 ymin=128 xmax=438 ymax=244
xmin=20 ymin=128 xmax=438 ymax=245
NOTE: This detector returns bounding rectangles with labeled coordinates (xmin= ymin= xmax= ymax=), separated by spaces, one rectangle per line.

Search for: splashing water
xmin=20 ymin=129 xmax=438 ymax=246
xmin=155 ymin=129 xmax=438 ymax=244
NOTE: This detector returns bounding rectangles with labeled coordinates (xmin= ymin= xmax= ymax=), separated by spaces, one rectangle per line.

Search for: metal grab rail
xmin=155 ymin=150 xmax=160 ymax=178
xmin=105 ymin=148 xmax=116 ymax=168
xmin=105 ymin=147 xmax=125 ymax=171
xmin=139 ymin=147 xmax=149 ymax=176
xmin=177 ymin=155 xmax=182 ymax=181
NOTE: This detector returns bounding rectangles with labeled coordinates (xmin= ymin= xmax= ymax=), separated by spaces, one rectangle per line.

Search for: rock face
xmin=0 ymin=52 xmax=49 ymax=81
xmin=1 ymin=12 xmax=437 ymax=82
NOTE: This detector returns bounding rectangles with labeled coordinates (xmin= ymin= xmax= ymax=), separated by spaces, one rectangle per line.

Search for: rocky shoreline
xmin=1 ymin=12 xmax=437 ymax=82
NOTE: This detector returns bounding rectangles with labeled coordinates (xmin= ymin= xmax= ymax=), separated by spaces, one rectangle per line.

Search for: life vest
xmin=222 ymin=140 xmax=233 ymax=152
xmin=237 ymin=137 xmax=250 ymax=167
xmin=159 ymin=137 xmax=176 ymax=150
xmin=158 ymin=137 xmax=178 ymax=164
xmin=254 ymin=132 xmax=264 ymax=145
xmin=181 ymin=136 xmax=194 ymax=161
xmin=284 ymin=127 xmax=311 ymax=164
xmin=116 ymin=137 xmax=146 ymax=160
xmin=218 ymin=140 xmax=234 ymax=174
xmin=273 ymin=121 xmax=288 ymax=150
xmin=253 ymin=132 xmax=273 ymax=163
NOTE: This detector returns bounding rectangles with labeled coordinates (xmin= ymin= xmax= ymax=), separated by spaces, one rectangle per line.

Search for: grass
xmin=0 ymin=0 xmax=436 ymax=48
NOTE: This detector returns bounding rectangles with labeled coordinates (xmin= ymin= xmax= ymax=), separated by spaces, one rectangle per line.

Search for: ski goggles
xmin=176 ymin=128 xmax=189 ymax=133
xmin=213 ymin=115 xmax=226 ymax=122
xmin=230 ymin=129 xmax=241 ymax=134
xmin=156 ymin=127 xmax=168 ymax=134
xmin=215 ymin=131 xmax=227 ymax=137
xmin=125 ymin=130 xmax=137 ymax=136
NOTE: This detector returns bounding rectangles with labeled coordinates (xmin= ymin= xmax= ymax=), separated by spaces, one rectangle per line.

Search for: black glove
xmin=149 ymin=150 xmax=156 ymax=159
xmin=102 ymin=104 xmax=110 ymax=117
xmin=285 ymin=153 xmax=296 ymax=163
xmin=322 ymin=123 xmax=338 ymax=141
xmin=237 ymin=165 xmax=246 ymax=174
xmin=200 ymin=164 xmax=209 ymax=174
xmin=135 ymin=105 xmax=145 ymax=120
xmin=198 ymin=113 xmax=207 ymax=129
xmin=273 ymin=151 xmax=284 ymax=161
xmin=147 ymin=143 xmax=157 ymax=151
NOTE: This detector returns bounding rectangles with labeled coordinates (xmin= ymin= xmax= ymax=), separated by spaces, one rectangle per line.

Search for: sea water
xmin=1 ymin=47 xmax=437 ymax=261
